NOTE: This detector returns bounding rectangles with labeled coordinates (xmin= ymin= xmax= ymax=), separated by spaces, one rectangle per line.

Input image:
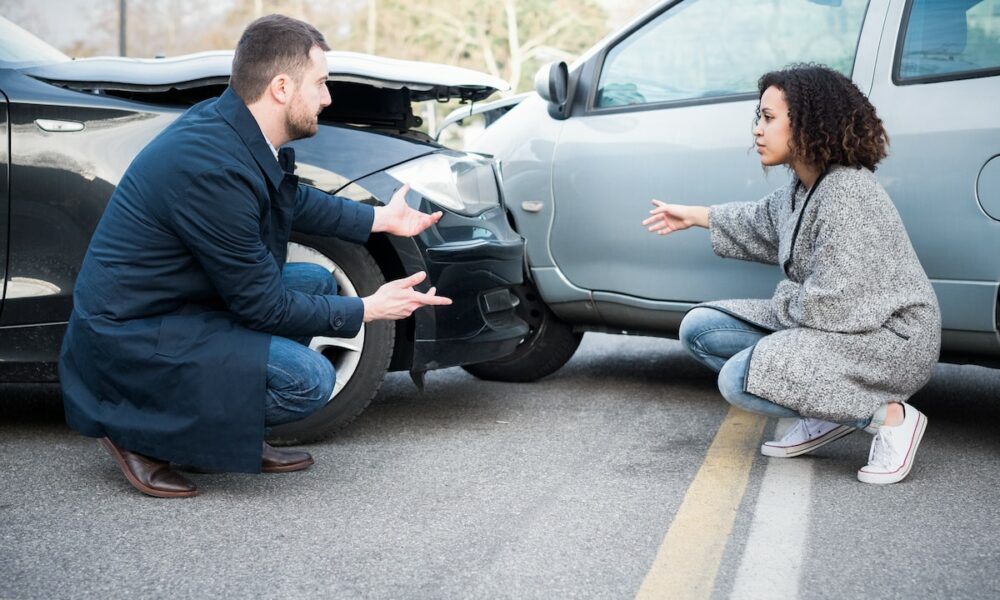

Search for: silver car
xmin=463 ymin=0 xmax=1000 ymax=381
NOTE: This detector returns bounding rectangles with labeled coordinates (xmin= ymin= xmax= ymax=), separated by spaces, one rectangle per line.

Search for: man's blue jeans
xmin=678 ymin=306 xmax=879 ymax=429
xmin=264 ymin=263 xmax=338 ymax=427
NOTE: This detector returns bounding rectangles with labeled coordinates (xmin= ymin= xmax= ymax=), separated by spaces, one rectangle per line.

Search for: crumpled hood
xmin=23 ymin=50 xmax=509 ymax=102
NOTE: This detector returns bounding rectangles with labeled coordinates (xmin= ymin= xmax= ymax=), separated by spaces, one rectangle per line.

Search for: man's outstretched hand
xmin=362 ymin=271 xmax=452 ymax=323
xmin=371 ymin=184 xmax=443 ymax=237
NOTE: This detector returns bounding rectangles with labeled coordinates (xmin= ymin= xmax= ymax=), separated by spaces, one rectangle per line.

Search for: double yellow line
xmin=636 ymin=407 xmax=767 ymax=599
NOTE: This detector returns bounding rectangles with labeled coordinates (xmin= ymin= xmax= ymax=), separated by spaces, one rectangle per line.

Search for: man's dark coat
xmin=59 ymin=88 xmax=374 ymax=472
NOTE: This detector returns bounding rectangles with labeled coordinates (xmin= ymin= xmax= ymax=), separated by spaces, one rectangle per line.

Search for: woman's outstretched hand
xmin=642 ymin=200 xmax=710 ymax=235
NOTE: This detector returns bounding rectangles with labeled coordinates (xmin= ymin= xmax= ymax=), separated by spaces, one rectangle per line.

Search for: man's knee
xmin=304 ymin=263 xmax=336 ymax=295
xmin=301 ymin=353 xmax=336 ymax=413
xmin=266 ymin=344 xmax=336 ymax=423
xmin=284 ymin=262 xmax=337 ymax=296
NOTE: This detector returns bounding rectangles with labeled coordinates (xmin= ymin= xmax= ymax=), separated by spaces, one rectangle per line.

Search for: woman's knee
xmin=716 ymin=349 xmax=799 ymax=418
xmin=717 ymin=352 xmax=749 ymax=407
xmin=679 ymin=307 xmax=725 ymax=353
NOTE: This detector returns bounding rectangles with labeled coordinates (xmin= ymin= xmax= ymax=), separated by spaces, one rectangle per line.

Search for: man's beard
xmin=285 ymin=102 xmax=319 ymax=141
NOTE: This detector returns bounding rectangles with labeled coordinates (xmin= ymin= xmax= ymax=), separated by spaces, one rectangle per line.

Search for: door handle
xmin=521 ymin=201 xmax=544 ymax=213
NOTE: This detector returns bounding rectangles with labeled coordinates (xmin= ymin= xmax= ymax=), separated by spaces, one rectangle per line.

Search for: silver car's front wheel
xmin=267 ymin=239 xmax=394 ymax=445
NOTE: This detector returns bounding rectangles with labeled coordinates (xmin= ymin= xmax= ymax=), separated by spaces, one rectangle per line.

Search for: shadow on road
xmin=3 ymin=336 xmax=998 ymax=432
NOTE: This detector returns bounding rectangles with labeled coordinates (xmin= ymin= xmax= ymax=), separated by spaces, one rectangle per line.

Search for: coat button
xmin=335 ymin=317 xmax=344 ymax=328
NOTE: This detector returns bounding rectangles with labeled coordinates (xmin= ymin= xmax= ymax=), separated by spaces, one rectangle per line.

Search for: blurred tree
xmin=124 ymin=0 xmax=238 ymax=57
xmin=210 ymin=0 xmax=363 ymax=52
xmin=343 ymin=0 xmax=608 ymax=94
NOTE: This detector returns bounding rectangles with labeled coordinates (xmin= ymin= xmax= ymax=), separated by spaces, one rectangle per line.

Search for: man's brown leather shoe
xmin=261 ymin=442 xmax=314 ymax=473
xmin=98 ymin=437 xmax=197 ymax=498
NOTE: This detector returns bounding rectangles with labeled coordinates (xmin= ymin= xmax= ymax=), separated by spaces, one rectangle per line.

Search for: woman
xmin=643 ymin=65 xmax=940 ymax=485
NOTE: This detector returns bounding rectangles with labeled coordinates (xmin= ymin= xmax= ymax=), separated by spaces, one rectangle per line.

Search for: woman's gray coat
xmin=704 ymin=165 xmax=940 ymax=422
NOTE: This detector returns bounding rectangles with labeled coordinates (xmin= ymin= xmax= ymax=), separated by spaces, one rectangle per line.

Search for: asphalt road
xmin=2 ymin=333 xmax=999 ymax=599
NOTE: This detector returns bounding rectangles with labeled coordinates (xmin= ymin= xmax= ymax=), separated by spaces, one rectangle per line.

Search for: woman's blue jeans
xmin=264 ymin=263 xmax=338 ymax=427
xmin=678 ymin=307 xmax=878 ymax=429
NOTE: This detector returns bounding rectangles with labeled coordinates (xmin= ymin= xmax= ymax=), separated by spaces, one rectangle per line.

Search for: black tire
xmin=462 ymin=283 xmax=582 ymax=382
xmin=267 ymin=239 xmax=394 ymax=445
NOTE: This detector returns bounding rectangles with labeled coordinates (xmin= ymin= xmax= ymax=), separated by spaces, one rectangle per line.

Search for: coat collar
xmin=215 ymin=87 xmax=286 ymax=189
xmin=782 ymin=170 xmax=828 ymax=276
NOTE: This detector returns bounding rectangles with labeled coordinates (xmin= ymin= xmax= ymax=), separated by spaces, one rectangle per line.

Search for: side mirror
xmin=534 ymin=61 xmax=571 ymax=120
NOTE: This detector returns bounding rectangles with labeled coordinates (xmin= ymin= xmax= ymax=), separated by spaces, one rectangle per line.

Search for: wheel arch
xmin=365 ymin=232 xmax=417 ymax=372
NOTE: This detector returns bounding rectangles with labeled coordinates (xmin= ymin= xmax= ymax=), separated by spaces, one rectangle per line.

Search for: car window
xmin=897 ymin=0 xmax=1000 ymax=82
xmin=594 ymin=0 xmax=870 ymax=109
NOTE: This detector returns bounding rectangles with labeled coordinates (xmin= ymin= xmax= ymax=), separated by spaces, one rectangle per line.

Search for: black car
xmin=0 ymin=17 xmax=528 ymax=442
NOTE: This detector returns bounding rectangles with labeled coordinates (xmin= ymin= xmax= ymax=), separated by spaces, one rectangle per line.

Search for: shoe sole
xmin=761 ymin=425 xmax=856 ymax=458
xmin=857 ymin=412 xmax=928 ymax=485
xmin=99 ymin=438 xmax=198 ymax=498
xmin=261 ymin=457 xmax=315 ymax=473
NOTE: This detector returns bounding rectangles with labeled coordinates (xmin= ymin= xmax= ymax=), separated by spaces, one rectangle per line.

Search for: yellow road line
xmin=635 ymin=407 xmax=767 ymax=600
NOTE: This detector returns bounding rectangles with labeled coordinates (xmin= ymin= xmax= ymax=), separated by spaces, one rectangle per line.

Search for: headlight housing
xmin=385 ymin=151 xmax=500 ymax=217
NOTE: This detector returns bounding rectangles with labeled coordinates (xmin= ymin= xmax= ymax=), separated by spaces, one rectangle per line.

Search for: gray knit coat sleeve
xmin=707 ymin=182 xmax=791 ymax=265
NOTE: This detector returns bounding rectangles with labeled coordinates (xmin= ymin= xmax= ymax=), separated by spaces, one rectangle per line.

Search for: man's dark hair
xmin=230 ymin=14 xmax=330 ymax=104
xmin=755 ymin=64 xmax=889 ymax=172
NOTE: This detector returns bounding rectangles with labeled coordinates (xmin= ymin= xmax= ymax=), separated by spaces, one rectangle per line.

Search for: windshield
xmin=0 ymin=16 xmax=70 ymax=67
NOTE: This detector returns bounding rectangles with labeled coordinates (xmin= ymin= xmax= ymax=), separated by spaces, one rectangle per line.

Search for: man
xmin=59 ymin=14 xmax=451 ymax=498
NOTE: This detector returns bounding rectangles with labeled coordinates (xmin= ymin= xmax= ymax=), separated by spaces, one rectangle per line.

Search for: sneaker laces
xmin=868 ymin=428 xmax=898 ymax=469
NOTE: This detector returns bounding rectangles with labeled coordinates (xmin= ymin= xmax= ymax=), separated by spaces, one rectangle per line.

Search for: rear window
xmin=896 ymin=0 xmax=1000 ymax=83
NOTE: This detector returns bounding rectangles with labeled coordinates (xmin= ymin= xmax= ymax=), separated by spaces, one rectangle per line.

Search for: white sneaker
xmin=761 ymin=418 xmax=856 ymax=458
xmin=858 ymin=403 xmax=928 ymax=485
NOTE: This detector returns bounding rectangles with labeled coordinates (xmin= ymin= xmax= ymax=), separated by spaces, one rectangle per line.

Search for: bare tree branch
xmin=478 ymin=30 xmax=502 ymax=80
xmin=520 ymin=15 xmax=577 ymax=57
xmin=504 ymin=0 xmax=521 ymax=95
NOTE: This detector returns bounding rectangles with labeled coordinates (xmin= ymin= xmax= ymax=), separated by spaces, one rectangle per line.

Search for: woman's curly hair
xmin=755 ymin=64 xmax=888 ymax=172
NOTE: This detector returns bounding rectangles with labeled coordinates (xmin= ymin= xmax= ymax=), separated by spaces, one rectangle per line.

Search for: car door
xmin=1 ymin=79 xmax=173 ymax=328
xmin=867 ymin=0 xmax=1000 ymax=354
xmin=547 ymin=0 xmax=881 ymax=311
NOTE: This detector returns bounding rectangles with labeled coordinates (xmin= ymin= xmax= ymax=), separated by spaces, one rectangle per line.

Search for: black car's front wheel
xmin=462 ymin=283 xmax=582 ymax=382
xmin=267 ymin=240 xmax=394 ymax=445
